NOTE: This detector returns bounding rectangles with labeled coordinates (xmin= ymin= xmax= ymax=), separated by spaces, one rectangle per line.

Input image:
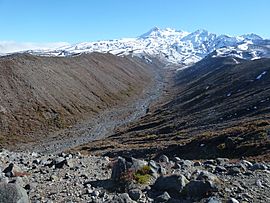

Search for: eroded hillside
xmin=75 ymin=57 xmax=270 ymax=161
xmin=0 ymin=53 xmax=158 ymax=148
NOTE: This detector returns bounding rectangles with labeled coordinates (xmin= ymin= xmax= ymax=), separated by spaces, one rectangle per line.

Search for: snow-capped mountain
xmin=18 ymin=28 xmax=270 ymax=65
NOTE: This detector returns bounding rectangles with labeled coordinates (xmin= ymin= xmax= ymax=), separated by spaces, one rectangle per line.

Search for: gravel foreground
xmin=0 ymin=149 xmax=269 ymax=203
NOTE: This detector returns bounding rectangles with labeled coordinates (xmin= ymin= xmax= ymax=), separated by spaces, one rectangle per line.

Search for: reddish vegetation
xmin=0 ymin=53 xmax=155 ymax=148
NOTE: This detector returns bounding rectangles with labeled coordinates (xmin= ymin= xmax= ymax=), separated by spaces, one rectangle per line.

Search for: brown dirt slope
xmin=74 ymin=57 xmax=270 ymax=161
xmin=0 ymin=52 xmax=154 ymax=147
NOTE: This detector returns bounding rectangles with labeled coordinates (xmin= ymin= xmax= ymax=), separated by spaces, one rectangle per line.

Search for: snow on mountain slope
xmin=10 ymin=28 xmax=270 ymax=65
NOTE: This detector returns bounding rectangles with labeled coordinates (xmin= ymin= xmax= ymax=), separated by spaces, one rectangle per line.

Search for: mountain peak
xmin=240 ymin=33 xmax=263 ymax=41
xmin=139 ymin=27 xmax=161 ymax=38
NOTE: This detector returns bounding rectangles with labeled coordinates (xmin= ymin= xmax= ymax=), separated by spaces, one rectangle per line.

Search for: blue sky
xmin=0 ymin=0 xmax=269 ymax=43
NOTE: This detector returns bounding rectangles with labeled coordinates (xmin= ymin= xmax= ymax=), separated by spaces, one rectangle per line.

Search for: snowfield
xmin=2 ymin=27 xmax=270 ymax=65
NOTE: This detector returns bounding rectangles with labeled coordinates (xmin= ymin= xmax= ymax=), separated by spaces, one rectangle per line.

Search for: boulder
xmin=183 ymin=180 xmax=217 ymax=200
xmin=153 ymin=174 xmax=189 ymax=194
xmin=0 ymin=182 xmax=29 ymax=203
xmin=3 ymin=163 xmax=23 ymax=177
xmin=111 ymin=157 xmax=128 ymax=181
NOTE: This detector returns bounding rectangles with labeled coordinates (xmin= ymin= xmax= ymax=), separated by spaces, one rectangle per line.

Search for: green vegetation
xmin=133 ymin=165 xmax=152 ymax=184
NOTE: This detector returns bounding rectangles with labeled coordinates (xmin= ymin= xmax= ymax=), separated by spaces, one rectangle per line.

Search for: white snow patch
xmin=256 ymin=71 xmax=267 ymax=80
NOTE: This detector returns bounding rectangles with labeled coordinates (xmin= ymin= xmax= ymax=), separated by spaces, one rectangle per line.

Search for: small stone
xmin=255 ymin=179 xmax=263 ymax=187
xmin=251 ymin=163 xmax=268 ymax=171
xmin=159 ymin=155 xmax=169 ymax=163
xmin=155 ymin=191 xmax=171 ymax=202
xmin=54 ymin=157 xmax=67 ymax=169
xmin=204 ymin=160 xmax=216 ymax=165
xmin=24 ymin=184 xmax=31 ymax=190
xmin=227 ymin=167 xmax=241 ymax=175
xmin=91 ymin=190 xmax=99 ymax=197
xmin=241 ymin=160 xmax=253 ymax=168
xmin=50 ymin=175 xmax=58 ymax=182
xmin=216 ymin=158 xmax=229 ymax=165
xmin=158 ymin=166 xmax=167 ymax=176
xmin=194 ymin=161 xmax=202 ymax=167
xmin=173 ymin=157 xmax=181 ymax=162
xmin=215 ymin=166 xmax=227 ymax=173
xmin=207 ymin=196 xmax=222 ymax=203
xmin=128 ymin=189 xmax=142 ymax=201
xmin=227 ymin=197 xmax=239 ymax=203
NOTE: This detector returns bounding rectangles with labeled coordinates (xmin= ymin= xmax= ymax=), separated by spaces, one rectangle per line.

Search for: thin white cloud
xmin=0 ymin=41 xmax=70 ymax=54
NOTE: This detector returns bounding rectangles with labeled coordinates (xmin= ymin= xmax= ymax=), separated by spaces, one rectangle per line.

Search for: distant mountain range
xmin=18 ymin=27 xmax=270 ymax=65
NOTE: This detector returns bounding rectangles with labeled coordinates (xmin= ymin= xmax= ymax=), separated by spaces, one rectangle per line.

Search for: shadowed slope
xmin=75 ymin=57 xmax=270 ymax=161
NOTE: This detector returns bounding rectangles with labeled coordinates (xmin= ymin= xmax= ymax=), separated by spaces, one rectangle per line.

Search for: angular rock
xmin=0 ymin=182 xmax=29 ymax=203
xmin=153 ymin=174 xmax=189 ymax=194
xmin=54 ymin=157 xmax=67 ymax=169
xmin=155 ymin=191 xmax=171 ymax=202
xmin=3 ymin=163 xmax=23 ymax=177
xmin=111 ymin=157 xmax=127 ymax=181
xmin=183 ymin=180 xmax=218 ymax=200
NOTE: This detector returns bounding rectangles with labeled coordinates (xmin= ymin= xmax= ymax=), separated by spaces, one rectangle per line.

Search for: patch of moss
xmin=133 ymin=173 xmax=151 ymax=184
xmin=133 ymin=165 xmax=152 ymax=184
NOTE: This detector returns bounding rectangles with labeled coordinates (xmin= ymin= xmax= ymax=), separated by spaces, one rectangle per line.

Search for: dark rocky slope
xmin=75 ymin=57 xmax=270 ymax=161
xmin=0 ymin=53 xmax=157 ymax=149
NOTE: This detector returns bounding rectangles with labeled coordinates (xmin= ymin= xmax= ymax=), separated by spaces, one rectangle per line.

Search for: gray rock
xmin=0 ymin=182 xmax=29 ymax=203
xmin=251 ymin=163 xmax=268 ymax=170
xmin=91 ymin=190 xmax=100 ymax=197
xmin=111 ymin=157 xmax=127 ymax=181
xmin=173 ymin=157 xmax=181 ymax=162
xmin=3 ymin=163 xmax=23 ymax=177
xmin=112 ymin=193 xmax=135 ymax=203
xmin=241 ymin=160 xmax=253 ymax=168
xmin=214 ymin=166 xmax=227 ymax=173
xmin=227 ymin=197 xmax=239 ymax=203
xmin=196 ymin=171 xmax=220 ymax=183
xmin=181 ymin=160 xmax=193 ymax=168
xmin=204 ymin=160 xmax=216 ymax=165
xmin=159 ymin=155 xmax=169 ymax=163
xmin=155 ymin=191 xmax=171 ymax=202
xmin=184 ymin=180 xmax=218 ymax=200
xmin=153 ymin=174 xmax=189 ymax=194
xmin=227 ymin=167 xmax=241 ymax=175
xmin=194 ymin=161 xmax=202 ymax=167
xmin=131 ymin=158 xmax=147 ymax=171
xmin=128 ymin=189 xmax=142 ymax=201
xmin=54 ymin=157 xmax=67 ymax=169
xmin=159 ymin=166 xmax=167 ymax=176
xmin=207 ymin=196 xmax=222 ymax=203
xmin=216 ymin=158 xmax=229 ymax=165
